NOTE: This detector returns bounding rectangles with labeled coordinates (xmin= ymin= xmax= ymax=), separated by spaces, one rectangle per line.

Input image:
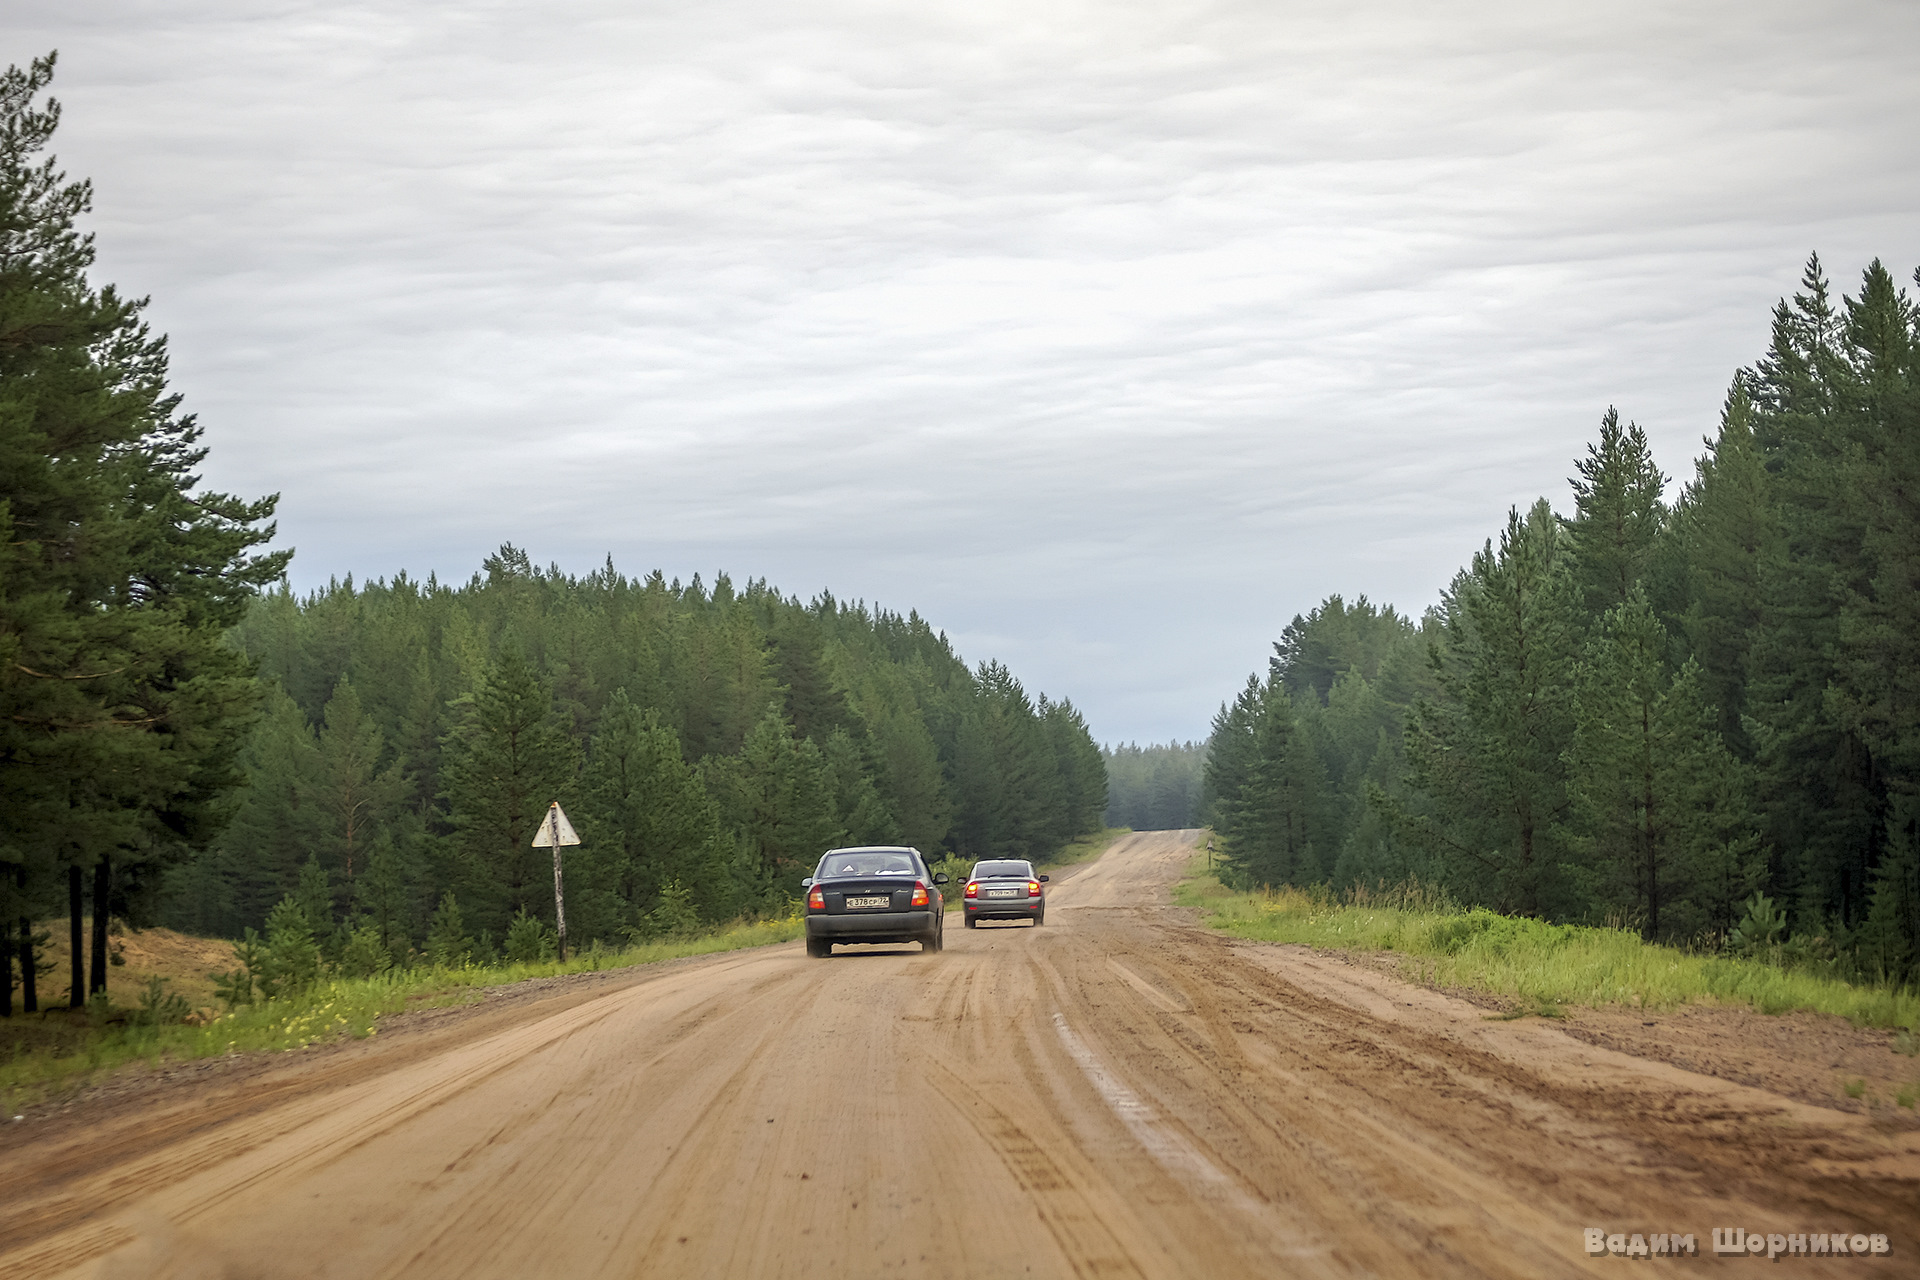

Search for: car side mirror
xmin=1039 ymin=874 xmax=1050 ymax=882
xmin=800 ymin=877 xmax=814 ymax=889
xmin=932 ymin=872 xmax=949 ymax=885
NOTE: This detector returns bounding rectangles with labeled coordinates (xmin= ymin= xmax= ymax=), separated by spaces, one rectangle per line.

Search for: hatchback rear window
xmin=818 ymin=852 xmax=917 ymax=877
xmin=971 ymin=860 xmax=1032 ymax=879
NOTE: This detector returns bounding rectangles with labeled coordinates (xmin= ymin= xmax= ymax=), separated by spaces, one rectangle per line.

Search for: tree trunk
xmin=1517 ymin=819 xmax=1536 ymax=917
xmin=90 ymin=855 xmax=112 ymax=998
xmin=19 ymin=912 xmax=38 ymax=1013
xmin=1 ymin=898 xmax=12 ymax=1017
xmin=68 ymin=864 xmax=84 ymax=1009
xmin=18 ymin=866 xmax=37 ymax=1013
xmin=1643 ymin=703 xmax=1659 ymax=941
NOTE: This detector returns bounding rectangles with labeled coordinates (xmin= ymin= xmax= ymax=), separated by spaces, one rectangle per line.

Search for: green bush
xmin=134 ymin=975 xmax=191 ymax=1027
xmin=644 ymin=881 xmax=701 ymax=941
xmin=504 ymin=909 xmax=556 ymax=963
xmin=425 ymin=891 xmax=474 ymax=968
xmin=258 ymin=897 xmax=322 ymax=998
xmin=213 ymin=930 xmax=264 ymax=1009
xmin=337 ymin=923 xmax=395 ymax=978
xmin=1727 ymin=891 xmax=1788 ymax=956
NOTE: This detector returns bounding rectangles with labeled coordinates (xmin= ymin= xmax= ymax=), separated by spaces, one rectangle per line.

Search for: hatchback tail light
xmin=1028 ymin=879 xmax=1042 ymax=897
xmin=807 ymin=885 xmax=825 ymax=909
xmin=964 ymin=881 xmax=979 ymax=899
xmin=910 ymin=882 xmax=929 ymax=907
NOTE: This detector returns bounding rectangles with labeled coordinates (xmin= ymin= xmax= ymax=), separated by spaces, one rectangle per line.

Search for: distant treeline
xmin=154 ymin=549 xmax=1108 ymax=957
xmin=1103 ymin=742 xmax=1204 ymax=831
xmin=1206 ymin=256 xmax=1920 ymax=983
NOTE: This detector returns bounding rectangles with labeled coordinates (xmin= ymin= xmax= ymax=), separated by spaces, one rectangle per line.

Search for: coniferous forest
xmin=158 ymin=556 xmax=1107 ymax=960
xmin=1102 ymin=741 xmax=1205 ymax=831
xmin=1206 ymin=256 xmax=1920 ymax=983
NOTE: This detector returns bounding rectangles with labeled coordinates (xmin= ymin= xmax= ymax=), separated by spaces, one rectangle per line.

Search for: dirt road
xmin=4 ymin=831 xmax=1916 ymax=1278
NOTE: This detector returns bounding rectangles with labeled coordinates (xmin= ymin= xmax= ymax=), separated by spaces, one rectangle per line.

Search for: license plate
xmin=987 ymin=889 xmax=1020 ymax=899
xmin=846 ymin=895 xmax=891 ymax=909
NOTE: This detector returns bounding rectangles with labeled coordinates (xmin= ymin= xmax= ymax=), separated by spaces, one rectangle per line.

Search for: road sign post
xmin=530 ymin=801 xmax=581 ymax=962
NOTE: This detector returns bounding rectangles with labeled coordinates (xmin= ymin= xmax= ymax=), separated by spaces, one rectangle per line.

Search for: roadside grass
xmin=0 ymin=915 xmax=802 ymax=1113
xmin=1176 ymin=866 xmax=1920 ymax=1032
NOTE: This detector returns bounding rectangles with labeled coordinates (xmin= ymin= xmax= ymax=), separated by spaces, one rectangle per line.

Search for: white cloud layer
xmin=11 ymin=0 xmax=1919 ymax=741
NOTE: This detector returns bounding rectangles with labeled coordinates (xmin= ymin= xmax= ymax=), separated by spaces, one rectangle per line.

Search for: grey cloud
xmin=7 ymin=0 xmax=1918 ymax=740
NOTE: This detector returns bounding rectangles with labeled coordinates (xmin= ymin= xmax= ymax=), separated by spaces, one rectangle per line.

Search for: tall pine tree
xmin=440 ymin=645 xmax=578 ymax=937
xmin=0 ymin=52 xmax=285 ymax=1001
xmin=1406 ymin=501 xmax=1577 ymax=915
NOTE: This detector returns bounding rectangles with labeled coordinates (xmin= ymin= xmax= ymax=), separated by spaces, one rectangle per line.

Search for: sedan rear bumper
xmin=807 ymin=910 xmax=936 ymax=941
xmin=964 ymin=898 xmax=1043 ymax=919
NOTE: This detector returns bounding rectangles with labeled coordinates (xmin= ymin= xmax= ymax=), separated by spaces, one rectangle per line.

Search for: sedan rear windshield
xmin=818 ymin=852 xmax=917 ymax=877
xmin=971 ymin=860 xmax=1032 ymax=880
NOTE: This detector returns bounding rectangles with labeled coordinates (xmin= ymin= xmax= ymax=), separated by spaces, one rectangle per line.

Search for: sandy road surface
xmin=4 ymin=830 xmax=1917 ymax=1278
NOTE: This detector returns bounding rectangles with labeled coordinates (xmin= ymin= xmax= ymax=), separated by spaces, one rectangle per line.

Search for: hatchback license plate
xmin=846 ymin=895 xmax=891 ymax=909
xmin=987 ymin=888 xmax=1020 ymax=899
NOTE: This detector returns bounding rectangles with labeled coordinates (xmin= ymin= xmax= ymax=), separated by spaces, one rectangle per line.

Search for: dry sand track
xmin=3 ymin=830 xmax=1916 ymax=1278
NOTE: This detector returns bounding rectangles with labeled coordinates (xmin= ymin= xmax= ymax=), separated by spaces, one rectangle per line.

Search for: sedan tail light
xmin=910 ymin=882 xmax=930 ymax=907
xmin=807 ymin=886 xmax=825 ymax=909
xmin=1027 ymin=879 xmax=1042 ymax=897
xmin=964 ymin=881 xmax=979 ymax=899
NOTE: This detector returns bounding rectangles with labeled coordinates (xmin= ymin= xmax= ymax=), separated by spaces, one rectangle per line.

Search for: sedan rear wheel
xmin=963 ymin=915 xmax=977 ymax=928
xmin=806 ymin=935 xmax=832 ymax=958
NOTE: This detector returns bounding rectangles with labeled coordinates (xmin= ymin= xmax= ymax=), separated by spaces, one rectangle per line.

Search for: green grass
xmin=0 ymin=915 xmax=802 ymax=1112
xmin=1176 ymin=868 xmax=1920 ymax=1032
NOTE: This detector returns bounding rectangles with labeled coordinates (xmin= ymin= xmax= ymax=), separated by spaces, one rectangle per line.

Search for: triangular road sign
xmin=530 ymin=801 xmax=581 ymax=847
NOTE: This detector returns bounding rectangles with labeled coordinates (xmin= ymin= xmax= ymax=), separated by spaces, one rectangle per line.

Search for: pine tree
xmin=439 ymin=645 xmax=578 ymax=937
xmin=424 ymin=891 xmax=472 ymax=968
xmin=293 ymin=857 xmax=333 ymax=934
xmin=865 ymin=700 xmax=951 ymax=852
xmin=819 ymin=728 xmax=895 ymax=847
xmin=1564 ymin=594 xmax=1761 ymax=939
xmin=1671 ymin=383 xmax=1780 ymax=756
xmin=1405 ymin=501 xmax=1577 ymax=914
xmin=1745 ymin=256 xmax=1890 ymax=932
xmin=1202 ymin=677 xmax=1263 ymax=838
xmin=950 ymin=662 xmax=1063 ymax=859
xmin=312 ymin=675 xmax=409 ymax=895
xmin=1273 ymin=595 xmax=1417 ymax=704
xmin=1219 ymin=676 xmax=1328 ymax=888
xmin=0 ymin=52 xmax=286 ymax=995
xmin=580 ymin=688 xmax=733 ymax=929
xmin=258 ymin=896 xmax=321 ymax=998
xmin=1040 ymin=696 xmax=1108 ymax=839
xmin=708 ymin=706 xmax=842 ymax=900
xmin=161 ymin=685 xmax=319 ymax=935
xmin=353 ymin=834 xmax=420 ymax=967
xmin=1564 ymin=408 xmax=1667 ymax=623
xmin=1822 ymin=261 xmax=1920 ymax=975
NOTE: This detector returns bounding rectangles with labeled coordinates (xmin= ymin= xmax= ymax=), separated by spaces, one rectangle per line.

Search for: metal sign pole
xmin=550 ymin=806 xmax=568 ymax=963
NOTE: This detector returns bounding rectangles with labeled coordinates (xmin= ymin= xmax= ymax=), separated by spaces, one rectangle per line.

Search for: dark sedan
xmin=961 ymin=859 xmax=1048 ymax=927
xmin=802 ymin=846 xmax=947 ymax=956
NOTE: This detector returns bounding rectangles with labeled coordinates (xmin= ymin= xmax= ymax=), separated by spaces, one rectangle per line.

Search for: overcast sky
xmin=11 ymin=1 xmax=1919 ymax=743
